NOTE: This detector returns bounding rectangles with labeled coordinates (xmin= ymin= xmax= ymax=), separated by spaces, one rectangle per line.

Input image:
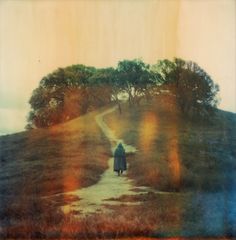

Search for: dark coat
xmin=114 ymin=144 xmax=127 ymax=172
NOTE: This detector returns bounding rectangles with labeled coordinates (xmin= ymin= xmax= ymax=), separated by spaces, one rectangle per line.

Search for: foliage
xmin=116 ymin=59 xmax=156 ymax=105
xmin=28 ymin=65 xmax=99 ymax=128
xmin=27 ymin=58 xmax=220 ymax=128
xmin=152 ymin=58 xmax=219 ymax=118
xmin=87 ymin=68 xmax=115 ymax=108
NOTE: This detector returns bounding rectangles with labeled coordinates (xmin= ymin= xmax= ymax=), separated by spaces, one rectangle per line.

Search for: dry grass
xmin=104 ymin=98 xmax=236 ymax=192
xmin=0 ymin=101 xmax=235 ymax=239
xmin=0 ymin=106 xmax=111 ymax=234
xmin=0 ymin=191 xmax=186 ymax=239
xmin=0 ymin=107 xmax=111 ymax=193
xmin=1 ymin=190 xmax=233 ymax=239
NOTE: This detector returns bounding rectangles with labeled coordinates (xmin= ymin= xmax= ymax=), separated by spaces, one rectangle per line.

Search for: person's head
xmin=118 ymin=143 xmax=123 ymax=148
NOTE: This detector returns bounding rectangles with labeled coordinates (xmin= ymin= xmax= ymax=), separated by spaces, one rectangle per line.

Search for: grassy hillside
xmin=104 ymin=97 xmax=236 ymax=192
xmin=0 ymin=107 xmax=110 ymax=231
xmin=0 ymin=100 xmax=235 ymax=238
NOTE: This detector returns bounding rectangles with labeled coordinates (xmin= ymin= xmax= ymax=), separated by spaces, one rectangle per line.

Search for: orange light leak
xmin=48 ymin=106 xmax=83 ymax=202
xmin=166 ymin=97 xmax=181 ymax=189
xmin=168 ymin=128 xmax=181 ymax=189
xmin=139 ymin=112 xmax=159 ymax=154
xmin=60 ymin=122 xmax=81 ymax=194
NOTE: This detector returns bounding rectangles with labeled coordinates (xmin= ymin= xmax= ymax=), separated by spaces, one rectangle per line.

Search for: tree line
xmin=26 ymin=58 xmax=219 ymax=129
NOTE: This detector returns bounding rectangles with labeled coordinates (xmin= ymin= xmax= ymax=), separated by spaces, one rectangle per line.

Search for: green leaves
xmin=153 ymin=58 xmax=220 ymax=118
xmin=116 ymin=59 xmax=157 ymax=105
xmin=27 ymin=58 xmax=220 ymax=129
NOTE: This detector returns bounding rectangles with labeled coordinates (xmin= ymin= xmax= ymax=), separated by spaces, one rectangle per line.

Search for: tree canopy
xmin=153 ymin=58 xmax=219 ymax=117
xmin=27 ymin=58 xmax=220 ymax=129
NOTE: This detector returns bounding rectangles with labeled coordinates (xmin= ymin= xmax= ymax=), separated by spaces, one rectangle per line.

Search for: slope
xmin=0 ymin=106 xmax=111 ymax=225
xmin=104 ymin=98 xmax=236 ymax=192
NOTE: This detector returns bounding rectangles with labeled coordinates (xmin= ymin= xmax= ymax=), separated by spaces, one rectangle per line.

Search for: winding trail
xmin=62 ymin=106 xmax=150 ymax=216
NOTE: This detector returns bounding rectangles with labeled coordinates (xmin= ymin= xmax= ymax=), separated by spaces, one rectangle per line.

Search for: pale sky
xmin=0 ymin=0 xmax=235 ymax=134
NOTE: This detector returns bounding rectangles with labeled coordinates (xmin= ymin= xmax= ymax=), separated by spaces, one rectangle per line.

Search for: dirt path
xmin=62 ymin=106 xmax=150 ymax=216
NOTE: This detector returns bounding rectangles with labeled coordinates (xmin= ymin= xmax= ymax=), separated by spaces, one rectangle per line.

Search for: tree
xmin=27 ymin=85 xmax=64 ymax=128
xmin=63 ymin=65 xmax=96 ymax=114
xmin=152 ymin=58 xmax=219 ymax=118
xmin=87 ymin=68 xmax=114 ymax=109
xmin=26 ymin=58 xmax=220 ymax=129
xmin=27 ymin=64 xmax=112 ymax=128
xmin=116 ymin=59 xmax=154 ymax=106
xmin=92 ymin=68 xmax=123 ymax=113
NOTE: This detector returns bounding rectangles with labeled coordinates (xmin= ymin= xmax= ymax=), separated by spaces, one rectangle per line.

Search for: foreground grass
xmin=0 ymin=191 xmax=199 ymax=238
xmin=1 ymin=190 xmax=234 ymax=239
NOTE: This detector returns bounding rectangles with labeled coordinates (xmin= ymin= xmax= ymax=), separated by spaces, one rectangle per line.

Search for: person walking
xmin=114 ymin=143 xmax=127 ymax=176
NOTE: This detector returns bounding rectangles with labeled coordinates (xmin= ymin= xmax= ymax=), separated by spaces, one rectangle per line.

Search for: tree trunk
xmin=118 ymin=102 xmax=122 ymax=114
xmin=114 ymin=95 xmax=122 ymax=114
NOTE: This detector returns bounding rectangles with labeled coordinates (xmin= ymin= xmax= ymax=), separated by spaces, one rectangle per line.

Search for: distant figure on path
xmin=114 ymin=143 xmax=127 ymax=176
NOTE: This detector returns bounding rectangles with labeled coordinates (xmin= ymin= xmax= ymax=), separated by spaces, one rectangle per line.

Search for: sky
xmin=0 ymin=0 xmax=235 ymax=134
